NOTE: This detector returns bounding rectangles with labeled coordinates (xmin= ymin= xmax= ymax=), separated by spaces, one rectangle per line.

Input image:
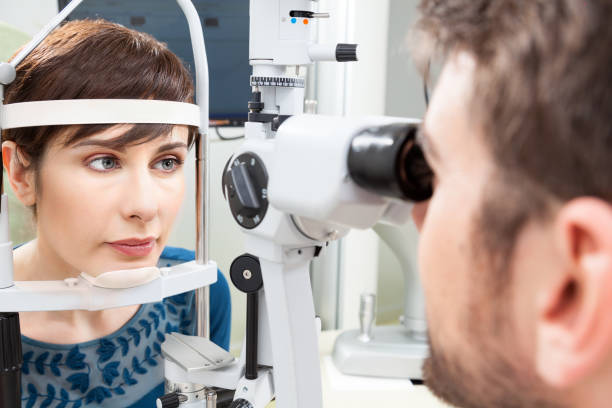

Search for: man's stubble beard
xmin=422 ymin=290 xmax=564 ymax=408
xmin=421 ymin=178 xmax=564 ymax=408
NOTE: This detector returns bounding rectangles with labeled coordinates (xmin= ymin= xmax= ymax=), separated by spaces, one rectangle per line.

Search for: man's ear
xmin=2 ymin=141 xmax=36 ymax=206
xmin=536 ymin=198 xmax=612 ymax=388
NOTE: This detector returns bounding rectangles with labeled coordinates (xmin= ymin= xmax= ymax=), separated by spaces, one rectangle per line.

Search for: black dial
xmin=222 ymin=152 xmax=269 ymax=229
xmin=156 ymin=393 xmax=180 ymax=408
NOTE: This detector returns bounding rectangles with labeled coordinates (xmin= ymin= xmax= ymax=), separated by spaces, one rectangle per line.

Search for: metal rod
xmin=194 ymin=133 xmax=210 ymax=339
xmin=245 ymin=292 xmax=259 ymax=380
xmin=206 ymin=389 xmax=217 ymax=408
xmin=195 ymin=286 xmax=210 ymax=338
xmin=176 ymin=0 xmax=211 ymax=340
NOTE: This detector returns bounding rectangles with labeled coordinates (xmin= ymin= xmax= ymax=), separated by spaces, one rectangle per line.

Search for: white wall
xmin=385 ymin=0 xmax=426 ymax=118
xmin=377 ymin=0 xmax=425 ymax=325
xmin=0 ymin=0 xmax=58 ymax=36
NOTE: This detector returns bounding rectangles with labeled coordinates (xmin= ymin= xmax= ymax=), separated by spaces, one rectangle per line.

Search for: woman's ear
xmin=2 ymin=141 xmax=36 ymax=206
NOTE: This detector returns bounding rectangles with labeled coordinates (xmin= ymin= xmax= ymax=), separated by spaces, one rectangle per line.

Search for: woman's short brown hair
xmin=3 ymin=19 xmax=197 ymax=173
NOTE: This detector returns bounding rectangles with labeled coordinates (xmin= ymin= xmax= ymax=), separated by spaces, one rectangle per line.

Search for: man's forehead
xmin=422 ymin=52 xmax=478 ymax=162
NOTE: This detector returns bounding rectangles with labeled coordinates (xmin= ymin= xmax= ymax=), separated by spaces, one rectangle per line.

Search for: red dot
xmin=303 ymin=19 xmax=309 ymax=25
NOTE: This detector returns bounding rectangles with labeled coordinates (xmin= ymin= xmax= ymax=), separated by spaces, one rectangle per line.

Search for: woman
xmin=2 ymin=19 xmax=231 ymax=407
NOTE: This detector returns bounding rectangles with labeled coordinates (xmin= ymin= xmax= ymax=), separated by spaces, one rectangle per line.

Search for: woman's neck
xmin=14 ymin=238 xmax=81 ymax=281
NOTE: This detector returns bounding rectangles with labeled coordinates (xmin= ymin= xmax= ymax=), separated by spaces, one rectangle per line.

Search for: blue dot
xmin=291 ymin=18 xmax=297 ymax=24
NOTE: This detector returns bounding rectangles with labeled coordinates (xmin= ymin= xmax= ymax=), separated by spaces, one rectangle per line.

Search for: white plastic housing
xmin=0 ymin=261 xmax=217 ymax=311
xmin=308 ymin=44 xmax=337 ymax=62
xmin=268 ymin=115 xmax=419 ymax=230
xmin=0 ymin=195 xmax=13 ymax=289
xmin=250 ymin=0 xmax=315 ymax=65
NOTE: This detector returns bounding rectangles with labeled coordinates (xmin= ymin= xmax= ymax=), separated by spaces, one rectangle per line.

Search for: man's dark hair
xmin=417 ymin=0 xmax=612 ymax=275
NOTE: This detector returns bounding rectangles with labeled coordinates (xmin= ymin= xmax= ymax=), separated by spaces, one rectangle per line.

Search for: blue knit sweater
xmin=20 ymin=247 xmax=231 ymax=408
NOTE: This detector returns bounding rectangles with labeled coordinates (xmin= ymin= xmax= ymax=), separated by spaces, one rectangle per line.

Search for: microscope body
xmin=187 ymin=1 xmax=432 ymax=405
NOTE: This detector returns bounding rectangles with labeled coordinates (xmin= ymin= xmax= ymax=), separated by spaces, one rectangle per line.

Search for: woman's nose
xmin=412 ymin=200 xmax=430 ymax=232
xmin=121 ymin=171 xmax=158 ymax=223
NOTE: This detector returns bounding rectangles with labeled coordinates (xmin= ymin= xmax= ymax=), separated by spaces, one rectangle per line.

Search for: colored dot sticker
xmin=303 ymin=19 xmax=309 ymax=25
xmin=291 ymin=18 xmax=297 ymax=24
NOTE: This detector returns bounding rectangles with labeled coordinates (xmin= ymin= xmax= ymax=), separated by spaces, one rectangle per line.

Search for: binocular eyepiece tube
xmin=348 ymin=123 xmax=433 ymax=203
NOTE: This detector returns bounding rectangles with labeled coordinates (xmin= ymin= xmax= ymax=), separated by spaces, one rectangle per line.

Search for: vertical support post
xmin=0 ymin=85 xmax=14 ymax=290
xmin=175 ymin=0 xmax=212 ymax=341
xmin=245 ymin=292 xmax=259 ymax=380
xmin=195 ymin=132 xmax=210 ymax=339
xmin=259 ymin=256 xmax=323 ymax=408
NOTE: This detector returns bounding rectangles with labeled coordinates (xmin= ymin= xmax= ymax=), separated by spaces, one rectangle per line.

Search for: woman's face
xmin=35 ymin=125 xmax=189 ymax=277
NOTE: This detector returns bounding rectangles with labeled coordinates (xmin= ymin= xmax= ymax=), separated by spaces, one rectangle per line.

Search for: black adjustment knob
xmin=231 ymin=163 xmax=261 ymax=210
xmin=222 ymin=152 xmax=269 ymax=229
xmin=248 ymin=91 xmax=264 ymax=113
xmin=230 ymin=398 xmax=254 ymax=408
xmin=336 ymin=43 xmax=358 ymax=62
xmin=230 ymin=254 xmax=263 ymax=381
xmin=0 ymin=313 xmax=22 ymax=408
xmin=230 ymin=254 xmax=263 ymax=294
xmin=156 ymin=392 xmax=180 ymax=408
xmin=0 ymin=313 xmax=22 ymax=371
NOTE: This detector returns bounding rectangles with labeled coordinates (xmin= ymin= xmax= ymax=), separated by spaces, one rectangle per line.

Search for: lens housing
xmin=348 ymin=123 xmax=433 ymax=202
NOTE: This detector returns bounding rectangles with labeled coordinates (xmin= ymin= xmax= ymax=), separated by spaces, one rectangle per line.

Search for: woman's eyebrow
xmin=72 ymin=139 xmax=126 ymax=152
xmin=156 ymin=142 xmax=188 ymax=154
xmin=71 ymin=140 xmax=188 ymax=154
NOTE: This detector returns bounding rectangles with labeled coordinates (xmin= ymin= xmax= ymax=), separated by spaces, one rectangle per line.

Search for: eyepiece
xmin=347 ymin=123 xmax=433 ymax=202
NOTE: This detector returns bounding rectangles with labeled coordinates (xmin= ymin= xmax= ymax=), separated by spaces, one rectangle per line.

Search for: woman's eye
xmin=153 ymin=158 xmax=181 ymax=172
xmin=88 ymin=156 xmax=119 ymax=171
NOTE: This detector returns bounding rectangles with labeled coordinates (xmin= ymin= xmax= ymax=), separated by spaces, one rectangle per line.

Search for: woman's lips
xmin=107 ymin=238 xmax=156 ymax=257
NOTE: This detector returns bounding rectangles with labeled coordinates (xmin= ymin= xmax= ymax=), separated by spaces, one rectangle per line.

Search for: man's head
xmin=411 ymin=1 xmax=612 ymax=407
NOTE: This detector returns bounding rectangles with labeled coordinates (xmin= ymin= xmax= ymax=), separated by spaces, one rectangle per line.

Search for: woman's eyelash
xmin=153 ymin=156 xmax=184 ymax=172
xmin=87 ymin=156 xmax=120 ymax=171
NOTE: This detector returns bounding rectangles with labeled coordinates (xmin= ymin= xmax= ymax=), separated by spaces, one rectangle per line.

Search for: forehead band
xmin=0 ymin=99 xmax=201 ymax=130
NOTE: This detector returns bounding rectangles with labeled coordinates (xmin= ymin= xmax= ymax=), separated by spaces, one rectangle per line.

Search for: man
xmin=411 ymin=1 xmax=612 ymax=407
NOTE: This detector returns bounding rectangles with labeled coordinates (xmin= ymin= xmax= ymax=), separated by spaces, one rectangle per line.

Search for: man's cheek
xmin=417 ymin=230 xmax=439 ymax=304
xmin=412 ymin=200 xmax=430 ymax=231
xmin=417 ymin=204 xmax=461 ymax=322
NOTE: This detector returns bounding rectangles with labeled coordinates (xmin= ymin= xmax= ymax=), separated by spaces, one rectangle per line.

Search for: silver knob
xmin=0 ymin=62 xmax=16 ymax=85
xmin=206 ymin=389 xmax=217 ymax=408
xmin=358 ymin=293 xmax=376 ymax=342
